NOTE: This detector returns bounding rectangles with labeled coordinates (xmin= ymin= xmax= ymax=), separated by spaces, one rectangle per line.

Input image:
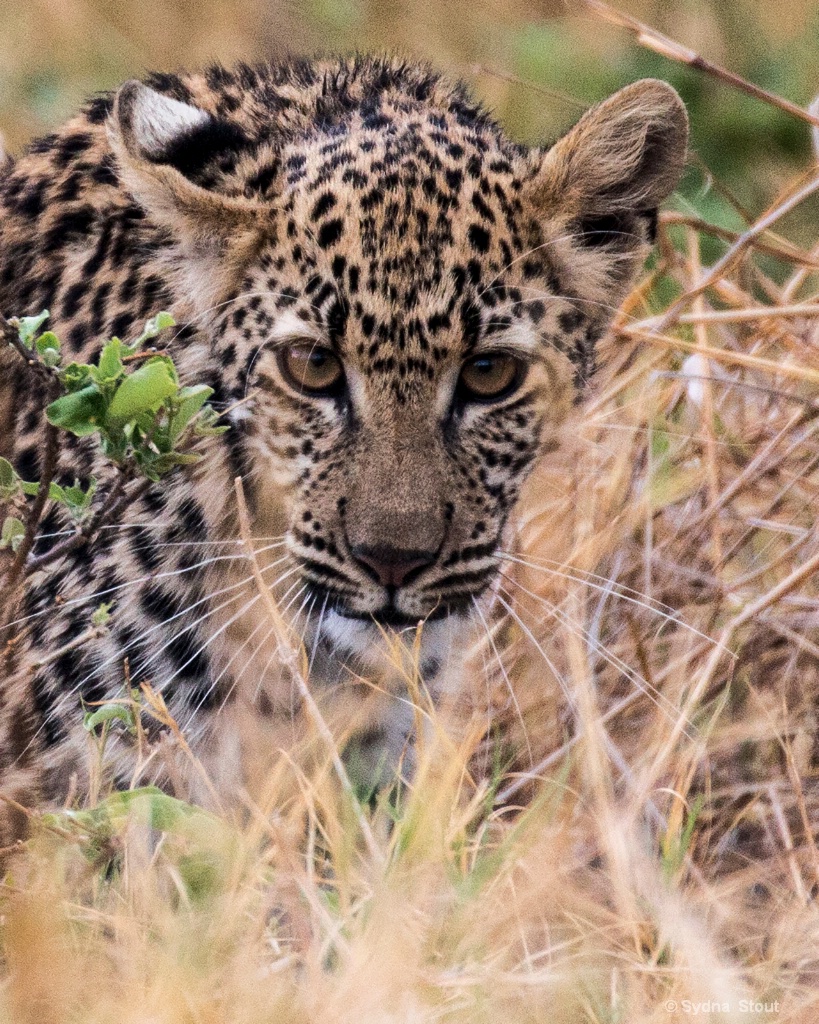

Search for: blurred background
xmin=1 ymin=0 xmax=818 ymax=242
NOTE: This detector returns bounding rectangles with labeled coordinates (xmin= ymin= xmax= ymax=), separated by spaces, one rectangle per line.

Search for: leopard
xmin=0 ymin=56 xmax=688 ymax=825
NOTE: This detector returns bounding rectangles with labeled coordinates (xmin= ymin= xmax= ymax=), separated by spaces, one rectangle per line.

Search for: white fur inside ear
xmin=129 ymin=84 xmax=210 ymax=158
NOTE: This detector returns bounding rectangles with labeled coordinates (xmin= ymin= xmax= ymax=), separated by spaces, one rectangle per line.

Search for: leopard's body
xmin=0 ymin=56 xmax=687 ymax=816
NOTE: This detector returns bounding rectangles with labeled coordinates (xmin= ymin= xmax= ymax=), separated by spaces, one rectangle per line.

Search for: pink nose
xmin=351 ymin=545 xmax=436 ymax=588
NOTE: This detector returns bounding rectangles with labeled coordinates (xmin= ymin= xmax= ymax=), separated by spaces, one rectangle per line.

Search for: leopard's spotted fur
xmin=0 ymin=57 xmax=687 ymax=818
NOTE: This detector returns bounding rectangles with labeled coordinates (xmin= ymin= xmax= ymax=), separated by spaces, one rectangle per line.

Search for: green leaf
xmin=169 ymin=384 xmax=213 ymax=442
xmin=61 ymin=362 xmax=93 ymax=391
xmin=0 ymin=457 xmax=19 ymax=498
xmin=35 ymin=329 xmax=62 ymax=368
xmin=134 ymin=311 xmax=176 ymax=349
xmin=194 ymin=405 xmax=229 ymax=437
xmin=63 ymin=486 xmax=86 ymax=506
xmin=147 ymin=452 xmax=202 ymax=475
xmin=91 ymin=601 xmax=112 ymax=627
xmin=34 ymin=331 xmax=61 ymax=368
xmin=94 ymin=338 xmax=124 ymax=382
xmin=63 ymin=478 xmax=96 ymax=516
xmin=83 ymin=702 xmax=137 ymax=735
xmin=17 ymin=479 xmax=66 ymax=502
xmin=40 ymin=348 xmax=61 ymax=368
xmin=108 ymin=360 xmax=177 ymax=421
xmin=13 ymin=310 xmax=49 ymax=348
xmin=1 ymin=516 xmax=25 ymax=552
xmin=46 ymin=385 xmax=106 ymax=436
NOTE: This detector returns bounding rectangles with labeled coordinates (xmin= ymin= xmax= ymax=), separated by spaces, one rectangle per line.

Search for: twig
xmin=469 ymin=64 xmax=588 ymax=111
xmin=0 ymin=315 xmax=53 ymax=383
xmin=25 ymin=473 xmax=149 ymax=574
xmin=620 ymin=325 xmax=819 ymax=387
xmin=651 ymin=302 xmax=819 ymax=325
xmin=653 ymin=172 xmax=819 ymax=331
xmin=661 ymin=212 xmax=819 ymax=268
xmin=3 ymin=421 xmax=60 ymax=594
xmin=121 ymin=349 xmax=169 ymax=363
xmin=138 ymin=682 xmax=225 ymax=813
xmin=29 ymin=622 xmax=108 ymax=670
xmin=581 ymin=0 xmax=819 ymax=129
xmin=0 ymin=312 xmax=61 ymax=600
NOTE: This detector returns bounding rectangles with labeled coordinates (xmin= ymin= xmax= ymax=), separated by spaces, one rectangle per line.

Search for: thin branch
xmin=469 ymin=63 xmax=589 ymax=111
xmin=582 ymin=0 xmax=819 ymax=129
xmin=661 ymin=212 xmax=819 ymax=269
xmin=0 ymin=314 xmax=52 ymax=383
xmin=29 ymin=621 xmax=108 ymax=670
xmin=24 ymin=473 xmax=149 ymax=574
xmin=1 ymin=311 xmax=64 ymax=600
xmin=652 ymin=172 xmax=819 ymax=331
xmin=620 ymin=324 xmax=819 ymax=388
xmin=3 ymin=421 xmax=60 ymax=593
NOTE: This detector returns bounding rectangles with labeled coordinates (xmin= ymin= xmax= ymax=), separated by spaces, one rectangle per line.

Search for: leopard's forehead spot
xmin=280 ymin=104 xmax=530 ymax=282
xmin=237 ymin=105 xmax=569 ymax=393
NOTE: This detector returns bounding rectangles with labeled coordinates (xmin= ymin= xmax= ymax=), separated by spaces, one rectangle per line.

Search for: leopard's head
xmin=110 ymin=60 xmax=687 ymax=642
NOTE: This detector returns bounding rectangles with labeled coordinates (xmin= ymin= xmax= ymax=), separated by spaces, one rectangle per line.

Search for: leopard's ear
xmin=109 ymin=81 xmax=266 ymax=307
xmin=525 ymin=79 xmax=688 ymax=302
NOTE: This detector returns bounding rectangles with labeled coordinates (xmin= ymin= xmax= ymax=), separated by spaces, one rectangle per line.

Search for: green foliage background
xmin=1 ymin=0 xmax=818 ymax=245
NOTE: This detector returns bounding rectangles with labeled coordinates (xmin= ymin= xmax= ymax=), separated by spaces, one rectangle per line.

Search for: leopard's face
xmin=110 ymin=64 xmax=688 ymax=635
xmin=223 ymin=130 xmax=581 ymax=628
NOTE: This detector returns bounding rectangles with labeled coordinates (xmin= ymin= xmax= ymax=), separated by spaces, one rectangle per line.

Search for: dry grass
xmin=4 ymin=10 xmax=819 ymax=1024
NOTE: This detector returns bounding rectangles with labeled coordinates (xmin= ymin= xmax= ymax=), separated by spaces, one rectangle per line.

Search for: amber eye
xmin=279 ymin=344 xmax=344 ymax=396
xmin=458 ymin=353 xmax=523 ymax=401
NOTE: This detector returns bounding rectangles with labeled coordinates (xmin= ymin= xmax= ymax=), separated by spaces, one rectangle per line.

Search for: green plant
xmin=0 ymin=309 xmax=226 ymax=606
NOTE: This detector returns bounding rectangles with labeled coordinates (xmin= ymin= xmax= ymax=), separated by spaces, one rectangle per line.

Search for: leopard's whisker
xmin=157 ymin=589 xmax=272 ymax=698
xmin=293 ymin=590 xmax=317 ymax=644
xmin=307 ymin=591 xmax=330 ymax=676
xmin=474 ymin=229 xmax=645 ymax=305
xmin=169 ymin=288 xmax=331 ymax=348
xmin=497 ymin=580 xmax=683 ymax=825
xmin=491 ymin=592 xmax=577 ymax=711
xmin=213 ymin=576 xmax=310 ymax=701
xmin=3 ymin=542 xmax=289 ymax=632
xmin=280 ymin=580 xmax=309 ymax=618
xmin=209 ymin=617 xmax=276 ymax=709
xmin=166 ymin=593 xmax=274 ymax=729
xmin=498 ymin=575 xmax=694 ymax=735
xmin=34 ymin=524 xmax=287 ymax=543
xmin=103 ymin=529 xmax=288 ymax=551
xmin=74 ymin=576 xmax=263 ymax=701
xmin=181 ymin=600 xmax=285 ymax=726
xmin=508 ymin=283 xmax=641 ymax=322
xmin=496 ymin=551 xmax=717 ymax=646
xmin=190 ymin=582 xmax=312 ymax=721
xmin=250 ymin=581 xmax=310 ymax=702
xmin=14 ymin=576 xmax=264 ymax=766
xmin=62 ymin=554 xmax=292 ymax=706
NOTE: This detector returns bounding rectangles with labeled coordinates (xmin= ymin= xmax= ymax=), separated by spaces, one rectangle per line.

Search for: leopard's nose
xmin=351 ymin=544 xmax=436 ymax=588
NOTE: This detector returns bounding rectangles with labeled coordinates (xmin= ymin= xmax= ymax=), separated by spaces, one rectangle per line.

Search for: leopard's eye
xmin=458 ymin=353 xmax=524 ymax=402
xmin=279 ymin=344 xmax=344 ymax=396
